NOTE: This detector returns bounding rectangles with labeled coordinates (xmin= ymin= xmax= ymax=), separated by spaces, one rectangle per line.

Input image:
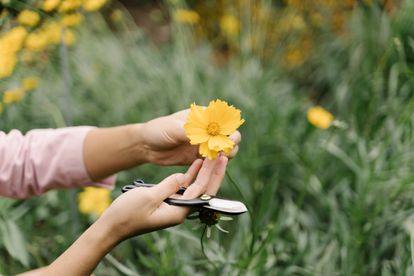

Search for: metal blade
xmin=204 ymin=198 xmax=248 ymax=215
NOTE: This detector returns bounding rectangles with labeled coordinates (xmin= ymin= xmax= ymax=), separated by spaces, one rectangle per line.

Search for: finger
xmin=227 ymin=145 xmax=239 ymax=159
xmin=206 ymin=155 xmax=228 ymax=195
xmin=172 ymin=109 xmax=190 ymax=121
xmin=229 ymin=131 xmax=241 ymax=145
xmin=151 ymin=173 xmax=186 ymax=201
xmin=151 ymin=158 xmax=203 ymax=201
xmin=181 ymin=158 xmax=203 ymax=188
xmin=181 ymin=158 xmax=218 ymax=199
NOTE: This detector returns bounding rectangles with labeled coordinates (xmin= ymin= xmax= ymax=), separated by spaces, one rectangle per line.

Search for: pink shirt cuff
xmin=0 ymin=127 xmax=116 ymax=199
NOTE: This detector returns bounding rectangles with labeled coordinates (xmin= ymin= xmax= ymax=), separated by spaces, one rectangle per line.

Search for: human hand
xmin=137 ymin=109 xmax=241 ymax=165
xmin=98 ymin=156 xmax=228 ymax=241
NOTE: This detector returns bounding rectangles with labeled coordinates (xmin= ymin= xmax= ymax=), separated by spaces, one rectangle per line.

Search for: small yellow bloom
xmin=42 ymin=22 xmax=62 ymax=44
xmin=184 ymin=100 xmax=245 ymax=160
xmin=22 ymin=77 xmax=40 ymax=91
xmin=0 ymin=26 xmax=28 ymax=54
xmin=110 ymin=9 xmax=123 ymax=23
xmin=78 ymin=187 xmax=111 ymax=216
xmin=17 ymin=10 xmax=41 ymax=27
xmin=83 ymin=0 xmax=107 ymax=12
xmin=63 ymin=29 xmax=76 ymax=46
xmin=220 ymin=15 xmax=240 ymax=36
xmin=59 ymin=0 xmax=82 ymax=12
xmin=42 ymin=0 xmax=61 ymax=12
xmin=61 ymin=13 xmax=84 ymax=27
xmin=0 ymin=54 xmax=17 ymax=79
xmin=25 ymin=32 xmax=49 ymax=51
xmin=3 ymin=88 xmax=25 ymax=105
xmin=307 ymin=106 xmax=334 ymax=129
xmin=174 ymin=9 xmax=200 ymax=25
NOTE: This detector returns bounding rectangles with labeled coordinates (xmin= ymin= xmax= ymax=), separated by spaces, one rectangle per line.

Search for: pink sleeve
xmin=0 ymin=126 xmax=116 ymax=199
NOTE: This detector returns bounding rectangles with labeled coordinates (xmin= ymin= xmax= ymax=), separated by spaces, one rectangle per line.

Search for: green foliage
xmin=2 ymin=1 xmax=414 ymax=275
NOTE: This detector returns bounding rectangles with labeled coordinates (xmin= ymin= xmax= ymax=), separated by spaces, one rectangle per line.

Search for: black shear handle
xmin=122 ymin=181 xmax=186 ymax=195
xmin=121 ymin=181 xmax=207 ymax=207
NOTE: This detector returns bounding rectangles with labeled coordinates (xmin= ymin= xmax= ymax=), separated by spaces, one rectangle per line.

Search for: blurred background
xmin=2 ymin=0 xmax=414 ymax=275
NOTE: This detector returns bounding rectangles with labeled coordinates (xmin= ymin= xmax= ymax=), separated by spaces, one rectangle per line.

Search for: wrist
xmin=126 ymin=123 xmax=149 ymax=165
xmin=90 ymin=216 xmax=122 ymax=251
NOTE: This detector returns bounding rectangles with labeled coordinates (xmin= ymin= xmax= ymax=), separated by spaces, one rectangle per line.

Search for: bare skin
xmin=18 ymin=109 xmax=240 ymax=275
xmin=83 ymin=109 xmax=240 ymax=180
xmin=19 ymin=157 xmax=228 ymax=276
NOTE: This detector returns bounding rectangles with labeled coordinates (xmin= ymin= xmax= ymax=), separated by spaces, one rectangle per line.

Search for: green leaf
xmin=0 ymin=220 xmax=29 ymax=267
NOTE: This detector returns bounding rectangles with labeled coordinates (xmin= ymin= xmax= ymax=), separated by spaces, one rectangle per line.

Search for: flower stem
xmin=200 ymin=225 xmax=218 ymax=270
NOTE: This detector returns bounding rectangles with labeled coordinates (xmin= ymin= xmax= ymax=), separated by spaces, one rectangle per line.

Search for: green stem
xmin=225 ymin=170 xmax=256 ymax=258
xmin=200 ymin=225 xmax=218 ymax=271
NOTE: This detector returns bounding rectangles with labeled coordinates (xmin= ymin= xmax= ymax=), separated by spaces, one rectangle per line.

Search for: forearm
xmin=83 ymin=124 xmax=147 ymax=180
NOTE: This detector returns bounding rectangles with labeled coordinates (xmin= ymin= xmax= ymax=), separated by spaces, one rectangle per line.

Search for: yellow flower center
xmin=207 ymin=122 xmax=220 ymax=136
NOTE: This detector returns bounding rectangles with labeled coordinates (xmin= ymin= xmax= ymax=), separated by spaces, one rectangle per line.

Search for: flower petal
xmin=206 ymin=99 xmax=244 ymax=135
xmin=184 ymin=103 xmax=211 ymax=144
xmin=208 ymin=135 xmax=235 ymax=151
xmin=199 ymin=141 xmax=219 ymax=160
xmin=187 ymin=132 xmax=210 ymax=145
xmin=185 ymin=103 xmax=208 ymax=128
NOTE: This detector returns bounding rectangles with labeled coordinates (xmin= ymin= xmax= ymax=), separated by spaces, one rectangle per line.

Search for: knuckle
xmin=172 ymin=173 xmax=184 ymax=188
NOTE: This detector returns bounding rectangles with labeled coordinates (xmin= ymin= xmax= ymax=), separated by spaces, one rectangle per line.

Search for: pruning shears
xmin=122 ymin=179 xmax=248 ymax=216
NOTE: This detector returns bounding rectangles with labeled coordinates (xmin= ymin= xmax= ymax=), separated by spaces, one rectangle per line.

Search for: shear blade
xmin=204 ymin=198 xmax=248 ymax=215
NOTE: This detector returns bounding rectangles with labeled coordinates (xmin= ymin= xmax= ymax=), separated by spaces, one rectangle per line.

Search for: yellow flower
xmin=25 ymin=32 xmax=49 ymax=51
xmin=110 ymin=9 xmax=123 ymax=23
xmin=0 ymin=27 xmax=28 ymax=79
xmin=42 ymin=0 xmax=61 ymax=12
xmin=17 ymin=10 xmax=41 ymax=27
xmin=43 ymin=22 xmax=62 ymax=44
xmin=61 ymin=13 xmax=84 ymax=27
xmin=0 ymin=26 xmax=28 ymax=53
xmin=3 ymin=88 xmax=25 ymax=105
xmin=78 ymin=187 xmax=111 ymax=216
xmin=63 ymin=29 xmax=76 ymax=46
xmin=83 ymin=0 xmax=107 ymax=12
xmin=174 ymin=9 xmax=200 ymax=25
xmin=220 ymin=15 xmax=240 ymax=36
xmin=22 ymin=77 xmax=40 ymax=91
xmin=0 ymin=54 xmax=17 ymax=79
xmin=307 ymin=106 xmax=334 ymax=129
xmin=59 ymin=0 xmax=82 ymax=12
xmin=184 ymin=100 xmax=245 ymax=160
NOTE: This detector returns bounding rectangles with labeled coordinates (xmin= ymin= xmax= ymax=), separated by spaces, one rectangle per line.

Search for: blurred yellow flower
xmin=110 ymin=9 xmax=123 ymax=23
xmin=63 ymin=29 xmax=76 ymax=46
xmin=307 ymin=106 xmax=334 ymax=129
xmin=25 ymin=32 xmax=49 ymax=51
xmin=174 ymin=9 xmax=200 ymax=25
xmin=0 ymin=54 xmax=17 ymax=79
xmin=0 ymin=27 xmax=26 ymax=78
xmin=22 ymin=77 xmax=40 ymax=91
xmin=83 ymin=0 xmax=107 ymax=12
xmin=61 ymin=13 xmax=84 ymax=27
xmin=78 ymin=187 xmax=111 ymax=216
xmin=220 ymin=15 xmax=240 ymax=36
xmin=17 ymin=10 xmax=41 ymax=27
xmin=59 ymin=0 xmax=82 ymax=13
xmin=43 ymin=22 xmax=62 ymax=44
xmin=0 ymin=26 xmax=28 ymax=54
xmin=3 ymin=88 xmax=25 ymax=105
xmin=184 ymin=99 xmax=245 ymax=160
xmin=42 ymin=0 xmax=61 ymax=12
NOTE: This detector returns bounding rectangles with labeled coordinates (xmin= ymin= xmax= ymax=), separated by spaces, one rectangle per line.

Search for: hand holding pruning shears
xmin=99 ymin=156 xmax=235 ymax=240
